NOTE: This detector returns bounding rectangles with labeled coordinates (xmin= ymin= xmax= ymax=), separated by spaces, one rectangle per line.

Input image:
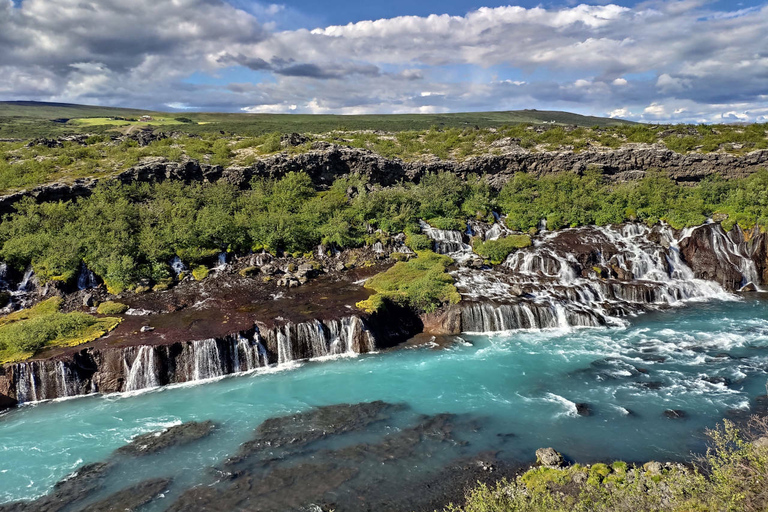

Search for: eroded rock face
xmin=679 ymin=224 xmax=747 ymax=290
xmin=2 ymin=145 xmax=767 ymax=214
xmin=80 ymin=478 xmax=171 ymax=512
xmin=536 ymin=447 xmax=564 ymax=467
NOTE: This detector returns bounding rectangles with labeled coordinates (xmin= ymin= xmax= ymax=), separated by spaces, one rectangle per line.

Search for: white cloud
xmin=0 ymin=0 xmax=766 ymax=123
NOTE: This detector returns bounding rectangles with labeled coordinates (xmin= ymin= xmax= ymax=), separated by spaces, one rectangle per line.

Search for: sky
xmin=1 ymin=0 xmax=767 ymax=123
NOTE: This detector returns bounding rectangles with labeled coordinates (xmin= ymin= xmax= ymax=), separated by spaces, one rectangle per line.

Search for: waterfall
xmin=17 ymin=267 xmax=35 ymax=292
xmin=419 ymin=220 xmax=472 ymax=256
xmin=170 ymin=257 xmax=187 ymax=275
xmin=0 ymin=262 xmax=8 ymax=290
xmin=125 ymin=346 xmax=159 ymax=391
xmin=277 ymin=329 xmax=293 ymax=365
xmin=193 ymin=339 xmax=224 ymax=380
xmin=454 ymin=223 xmax=744 ymax=334
xmin=214 ymin=252 xmax=228 ymax=270
xmin=77 ymin=263 xmax=98 ymax=290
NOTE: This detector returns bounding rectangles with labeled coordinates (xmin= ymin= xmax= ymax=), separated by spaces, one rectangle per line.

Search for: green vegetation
xmin=472 ymin=235 xmax=532 ymax=264
xmin=1 ymin=167 xmax=767 ymax=295
xmin=95 ymin=301 xmax=129 ymax=315
xmin=357 ymin=251 xmax=460 ymax=313
xmin=498 ymin=168 xmax=768 ymax=231
xmin=0 ymin=101 xmax=631 ymax=140
xmin=446 ymin=417 xmax=768 ymax=512
xmin=0 ymin=298 xmax=121 ymax=363
xmin=192 ymin=265 xmax=210 ymax=281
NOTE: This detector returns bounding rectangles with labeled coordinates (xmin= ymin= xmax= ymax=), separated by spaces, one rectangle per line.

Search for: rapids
xmin=1 ymin=297 xmax=767 ymax=510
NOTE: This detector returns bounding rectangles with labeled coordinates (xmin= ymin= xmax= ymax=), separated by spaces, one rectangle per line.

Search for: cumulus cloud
xmin=0 ymin=0 xmax=767 ymax=123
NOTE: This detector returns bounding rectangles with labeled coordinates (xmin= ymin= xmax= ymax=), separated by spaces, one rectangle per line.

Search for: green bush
xmin=445 ymin=416 xmax=768 ymax=512
xmin=192 ymin=265 xmax=210 ymax=281
xmin=472 ymin=235 xmax=532 ymax=264
xmin=96 ymin=301 xmax=129 ymax=315
xmin=359 ymin=250 xmax=460 ymax=313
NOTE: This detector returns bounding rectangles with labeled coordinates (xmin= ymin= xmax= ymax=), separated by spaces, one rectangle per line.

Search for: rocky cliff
xmin=1 ymin=144 xmax=766 ymax=213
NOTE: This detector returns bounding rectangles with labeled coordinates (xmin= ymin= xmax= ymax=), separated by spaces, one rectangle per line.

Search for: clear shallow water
xmin=1 ymin=297 xmax=768 ymax=509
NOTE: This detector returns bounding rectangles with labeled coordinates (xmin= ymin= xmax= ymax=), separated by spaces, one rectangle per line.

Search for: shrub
xmin=362 ymin=250 xmax=460 ymax=313
xmin=192 ymin=265 xmax=210 ymax=281
xmin=96 ymin=301 xmax=129 ymax=315
xmin=472 ymin=235 xmax=532 ymax=264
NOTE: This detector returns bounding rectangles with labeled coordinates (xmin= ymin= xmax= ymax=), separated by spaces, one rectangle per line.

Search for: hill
xmin=0 ymin=101 xmax=633 ymax=138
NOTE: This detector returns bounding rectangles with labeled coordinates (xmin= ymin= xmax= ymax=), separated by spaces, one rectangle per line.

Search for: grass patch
xmin=96 ymin=301 xmax=129 ymax=315
xmin=356 ymin=250 xmax=460 ymax=313
xmin=0 ymin=298 xmax=121 ymax=363
xmin=472 ymin=235 xmax=532 ymax=264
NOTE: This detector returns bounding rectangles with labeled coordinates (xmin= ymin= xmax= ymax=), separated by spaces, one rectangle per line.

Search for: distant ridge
xmin=0 ymin=100 xmax=634 ymax=138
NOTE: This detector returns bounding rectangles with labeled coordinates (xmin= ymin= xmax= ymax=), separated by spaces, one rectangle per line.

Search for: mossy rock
xmin=152 ymin=278 xmax=174 ymax=292
xmin=520 ymin=467 xmax=569 ymax=493
xmin=96 ymin=301 xmax=129 ymax=315
xmin=134 ymin=285 xmax=151 ymax=294
xmin=391 ymin=252 xmax=411 ymax=262
xmin=192 ymin=265 xmax=209 ymax=281
xmin=239 ymin=266 xmax=260 ymax=277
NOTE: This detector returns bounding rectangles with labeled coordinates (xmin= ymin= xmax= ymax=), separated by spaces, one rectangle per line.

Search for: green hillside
xmin=0 ymin=101 xmax=633 ymax=138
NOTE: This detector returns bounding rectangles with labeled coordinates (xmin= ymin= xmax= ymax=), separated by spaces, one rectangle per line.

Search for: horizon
xmin=1 ymin=1 xmax=767 ymax=124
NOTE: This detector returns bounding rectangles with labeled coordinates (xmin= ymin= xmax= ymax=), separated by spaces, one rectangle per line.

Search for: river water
xmin=1 ymin=297 xmax=767 ymax=510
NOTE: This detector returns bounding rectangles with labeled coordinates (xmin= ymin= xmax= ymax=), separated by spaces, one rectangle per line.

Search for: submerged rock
xmin=0 ymin=462 xmax=112 ymax=512
xmin=80 ymin=478 xmax=171 ymax=512
xmin=664 ymin=409 xmax=688 ymax=420
xmin=116 ymin=420 xmax=215 ymax=456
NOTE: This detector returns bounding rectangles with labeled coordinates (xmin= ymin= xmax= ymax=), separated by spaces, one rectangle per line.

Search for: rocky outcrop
xmin=0 ymin=308 xmax=420 ymax=409
xmin=1 ymin=144 xmax=766 ymax=213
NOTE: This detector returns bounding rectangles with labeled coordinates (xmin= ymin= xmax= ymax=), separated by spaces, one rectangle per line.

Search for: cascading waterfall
xmin=454 ymin=223 xmax=745 ymax=334
xmin=419 ymin=220 xmax=472 ymax=256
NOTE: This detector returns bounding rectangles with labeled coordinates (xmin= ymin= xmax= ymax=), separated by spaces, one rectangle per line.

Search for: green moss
xmin=361 ymin=250 xmax=461 ymax=313
xmin=96 ymin=301 xmax=129 ymax=315
xmin=405 ymin=233 xmax=433 ymax=251
xmin=192 ymin=265 xmax=210 ymax=281
xmin=238 ymin=266 xmax=260 ymax=277
xmin=0 ymin=298 xmax=121 ymax=363
xmin=472 ymin=235 xmax=532 ymax=264
xmin=520 ymin=467 xmax=570 ymax=493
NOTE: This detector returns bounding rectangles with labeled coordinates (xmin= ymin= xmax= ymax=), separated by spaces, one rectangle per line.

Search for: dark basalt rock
xmin=0 ymin=462 xmax=112 ymax=512
xmin=637 ymin=381 xmax=665 ymax=390
xmin=575 ymin=403 xmax=592 ymax=416
xmin=664 ymin=409 xmax=687 ymax=419
xmin=116 ymin=420 xmax=216 ymax=457
xmin=230 ymin=401 xmax=405 ymax=463
xmin=80 ymin=478 xmax=171 ymax=512
xmin=679 ymin=224 xmax=746 ymax=291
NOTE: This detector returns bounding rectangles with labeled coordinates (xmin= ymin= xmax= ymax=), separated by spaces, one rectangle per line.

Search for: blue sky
xmin=1 ymin=0 xmax=767 ymax=122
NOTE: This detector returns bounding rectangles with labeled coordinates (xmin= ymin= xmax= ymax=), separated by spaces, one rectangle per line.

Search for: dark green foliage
xmin=498 ymin=169 xmax=768 ymax=231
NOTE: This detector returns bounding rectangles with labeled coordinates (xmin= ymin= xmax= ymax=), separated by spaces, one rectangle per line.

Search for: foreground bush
xmin=0 ymin=298 xmax=121 ymax=363
xmin=446 ymin=417 xmax=768 ymax=512
xmin=357 ymin=251 xmax=460 ymax=313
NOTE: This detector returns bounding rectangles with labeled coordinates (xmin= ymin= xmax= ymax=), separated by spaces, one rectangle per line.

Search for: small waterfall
xmin=0 ymin=262 xmax=8 ymax=290
xmin=170 ymin=257 xmax=187 ymax=276
xmin=125 ymin=346 xmax=159 ymax=391
xmin=17 ymin=267 xmax=35 ymax=292
xmin=459 ymin=302 xmax=602 ymax=333
xmin=77 ymin=263 xmax=98 ymax=290
xmin=193 ymin=339 xmax=224 ymax=380
xmin=56 ymin=362 xmax=76 ymax=398
xmin=419 ymin=220 xmax=472 ymax=256
xmin=277 ymin=329 xmax=293 ymax=365
xmin=15 ymin=362 xmax=38 ymax=404
xmin=214 ymin=252 xmax=228 ymax=270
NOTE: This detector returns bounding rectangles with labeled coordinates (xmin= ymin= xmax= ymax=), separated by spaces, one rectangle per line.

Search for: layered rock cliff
xmin=1 ymin=144 xmax=766 ymax=213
